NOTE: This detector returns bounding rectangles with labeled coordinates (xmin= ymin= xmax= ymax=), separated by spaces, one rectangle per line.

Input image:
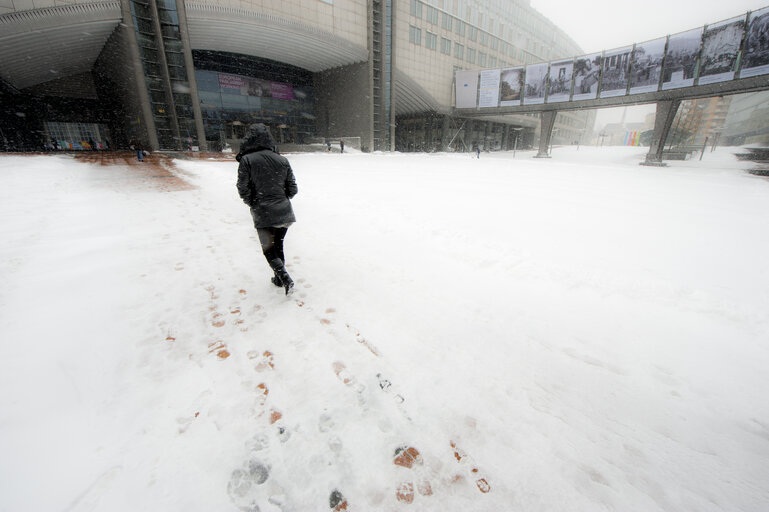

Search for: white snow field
xmin=1 ymin=146 xmax=768 ymax=512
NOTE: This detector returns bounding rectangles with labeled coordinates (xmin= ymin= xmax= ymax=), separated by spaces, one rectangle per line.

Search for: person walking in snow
xmin=339 ymin=139 xmax=344 ymax=153
xmin=236 ymin=124 xmax=298 ymax=295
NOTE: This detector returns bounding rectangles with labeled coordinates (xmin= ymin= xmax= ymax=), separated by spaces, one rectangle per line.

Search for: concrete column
xmin=388 ymin=0 xmax=396 ymax=152
xmin=120 ymin=0 xmax=159 ymax=150
xmin=426 ymin=116 xmax=433 ymax=151
xmin=535 ymin=110 xmax=557 ymax=158
xmin=147 ymin=0 xmax=182 ymax=150
xmin=176 ymin=0 xmax=207 ymax=151
xmin=441 ymin=115 xmax=450 ymax=151
xmin=642 ymin=99 xmax=681 ymax=166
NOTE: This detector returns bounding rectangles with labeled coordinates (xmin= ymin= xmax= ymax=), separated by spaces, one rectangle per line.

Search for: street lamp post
xmin=549 ymin=128 xmax=559 ymax=156
xmin=512 ymin=128 xmax=523 ymax=158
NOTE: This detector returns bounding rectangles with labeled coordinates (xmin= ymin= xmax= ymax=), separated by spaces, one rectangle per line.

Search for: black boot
xmin=268 ymin=258 xmax=294 ymax=295
xmin=270 ymin=273 xmax=282 ymax=287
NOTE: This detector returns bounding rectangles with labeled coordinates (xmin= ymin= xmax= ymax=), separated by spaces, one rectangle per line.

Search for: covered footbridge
xmin=453 ymin=6 xmax=769 ymax=165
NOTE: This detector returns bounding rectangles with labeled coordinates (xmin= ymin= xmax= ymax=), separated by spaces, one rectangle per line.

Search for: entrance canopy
xmin=0 ymin=2 xmax=121 ymax=90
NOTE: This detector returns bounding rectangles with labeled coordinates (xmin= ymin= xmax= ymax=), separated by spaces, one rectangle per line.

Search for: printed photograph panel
xmin=547 ymin=59 xmax=574 ymax=103
xmin=662 ymin=27 xmax=703 ymax=89
xmin=524 ymin=63 xmax=549 ymax=105
xmin=740 ymin=7 xmax=769 ymax=78
xmin=600 ymin=46 xmax=633 ymax=98
xmin=499 ymin=67 xmax=524 ymax=106
xmin=629 ymin=37 xmax=666 ymax=94
xmin=699 ymin=16 xmax=746 ymax=85
xmin=572 ymin=53 xmax=602 ymax=101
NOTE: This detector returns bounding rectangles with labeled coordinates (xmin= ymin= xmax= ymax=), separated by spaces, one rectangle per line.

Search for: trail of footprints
xmin=166 ymin=256 xmax=490 ymax=509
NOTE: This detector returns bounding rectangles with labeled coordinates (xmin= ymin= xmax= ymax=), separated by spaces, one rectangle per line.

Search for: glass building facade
xmin=193 ymin=51 xmax=315 ymax=151
xmin=130 ymin=0 xmax=198 ymax=149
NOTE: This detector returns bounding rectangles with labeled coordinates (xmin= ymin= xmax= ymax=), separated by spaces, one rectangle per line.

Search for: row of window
xmin=410 ymin=25 xmax=531 ymax=67
xmin=433 ymin=0 xmax=567 ymax=55
xmin=409 ymin=0 xmax=556 ymax=63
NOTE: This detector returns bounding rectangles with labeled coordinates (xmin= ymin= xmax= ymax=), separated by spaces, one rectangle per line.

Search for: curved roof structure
xmin=184 ymin=3 xmax=368 ymax=73
xmin=0 ymin=2 xmax=121 ymax=90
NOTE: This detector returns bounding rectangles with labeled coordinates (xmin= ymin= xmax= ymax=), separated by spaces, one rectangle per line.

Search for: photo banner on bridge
xmin=547 ymin=59 xmax=574 ymax=103
xmin=524 ymin=63 xmax=548 ymax=105
xmin=455 ymin=70 xmax=479 ymax=109
xmin=698 ymin=15 xmax=746 ymax=85
xmin=478 ymin=69 xmax=502 ymax=108
xmin=629 ymin=37 xmax=666 ymax=95
xmin=572 ymin=53 xmax=601 ymax=101
xmin=739 ymin=7 xmax=769 ymax=78
xmin=454 ymin=7 xmax=765 ymax=111
xmin=662 ymin=27 xmax=703 ymax=89
xmin=499 ymin=67 xmax=524 ymax=106
xmin=600 ymin=46 xmax=633 ymax=98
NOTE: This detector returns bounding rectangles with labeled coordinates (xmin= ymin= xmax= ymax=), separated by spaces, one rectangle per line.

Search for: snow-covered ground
xmin=1 ymin=146 xmax=768 ymax=512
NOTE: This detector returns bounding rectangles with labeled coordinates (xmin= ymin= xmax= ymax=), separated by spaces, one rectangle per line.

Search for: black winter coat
xmin=236 ymin=124 xmax=298 ymax=228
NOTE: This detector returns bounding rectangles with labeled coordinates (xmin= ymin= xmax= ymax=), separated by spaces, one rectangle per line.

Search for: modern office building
xmin=722 ymin=91 xmax=769 ymax=146
xmin=0 ymin=0 xmax=592 ymax=152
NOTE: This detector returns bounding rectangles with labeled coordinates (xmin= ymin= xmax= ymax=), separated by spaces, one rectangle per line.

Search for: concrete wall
xmin=314 ymin=61 xmax=373 ymax=152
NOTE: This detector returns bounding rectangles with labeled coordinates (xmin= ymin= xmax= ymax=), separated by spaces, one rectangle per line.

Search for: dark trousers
xmin=256 ymin=227 xmax=288 ymax=264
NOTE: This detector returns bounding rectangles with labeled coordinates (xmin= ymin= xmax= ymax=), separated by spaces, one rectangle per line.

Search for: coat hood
xmin=236 ymin=123 xmax=277 ymax=161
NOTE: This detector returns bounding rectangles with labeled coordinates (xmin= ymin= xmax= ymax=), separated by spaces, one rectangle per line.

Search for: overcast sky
xmin=530 ymin=0 xmax=767 ymax=54
xmin=528 ymin=0 xmax=768 ymax=127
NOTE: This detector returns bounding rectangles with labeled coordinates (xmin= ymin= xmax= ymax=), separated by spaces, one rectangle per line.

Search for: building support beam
xmin=441 ymin=115 xmax=450 ymax=151
xmin=641 ymin=99 xmax=681 ymax=166
xmin=120 ymin=0 xmax=159 ymax=150
xmin=535 ymin=110 xmax=557 ymax=158
xmin=176 ymin=0 xmax=207 ymax=151
xmin=147 ymin=0 xmax=183 ymax=150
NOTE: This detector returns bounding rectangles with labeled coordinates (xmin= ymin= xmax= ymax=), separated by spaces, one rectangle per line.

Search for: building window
xmin=455 ymin=19 xmax=465 ymax=37
xmin=489 ymin=56 xmax=497 ymax=67
xmin=466 ymin=47 xmax=476 ymax=64
xmin=479 ymin=52 xmax=486 ymax=67
xmin=409 ymin=25 xmax=422 ymax=45
xmin=469 ymin=26 xmax=477 ymax=42
xmin=480 ymin=32 xmax=488 ymax=46
xmin=454 ymin=42 xmax=464 ymax=60
xmin=441 ymin=12 xmax=453 ymax=31
xmin=410 ymin=0 xmax=422 ymax=18
xmin=490 ymin=37 xmax=498 ymax=51
xmin=425 ymin=31 xmax=437 ymax=50
xmin=441 ymin=37 xmax=452 ymax=55
xmin=426 ymin=5 xmax=438 ymax=24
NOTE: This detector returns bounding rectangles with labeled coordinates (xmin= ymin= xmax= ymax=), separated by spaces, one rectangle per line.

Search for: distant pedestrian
xmin=472 ymin=142 xmax=480 ymax=158
xmin=340 ymin=139 xmax=344 ymax=153
xmin=131 ymin=140 xmax=144 ymax=161
xmin=236 ymin=123 xmax=299 ymax=295
xmin=327 ymin=139 xmax=331 ymax=152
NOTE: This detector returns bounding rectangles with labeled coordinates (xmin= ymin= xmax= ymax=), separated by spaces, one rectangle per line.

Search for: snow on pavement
xmin=1 ymin=147 xmax=768 ymax=511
